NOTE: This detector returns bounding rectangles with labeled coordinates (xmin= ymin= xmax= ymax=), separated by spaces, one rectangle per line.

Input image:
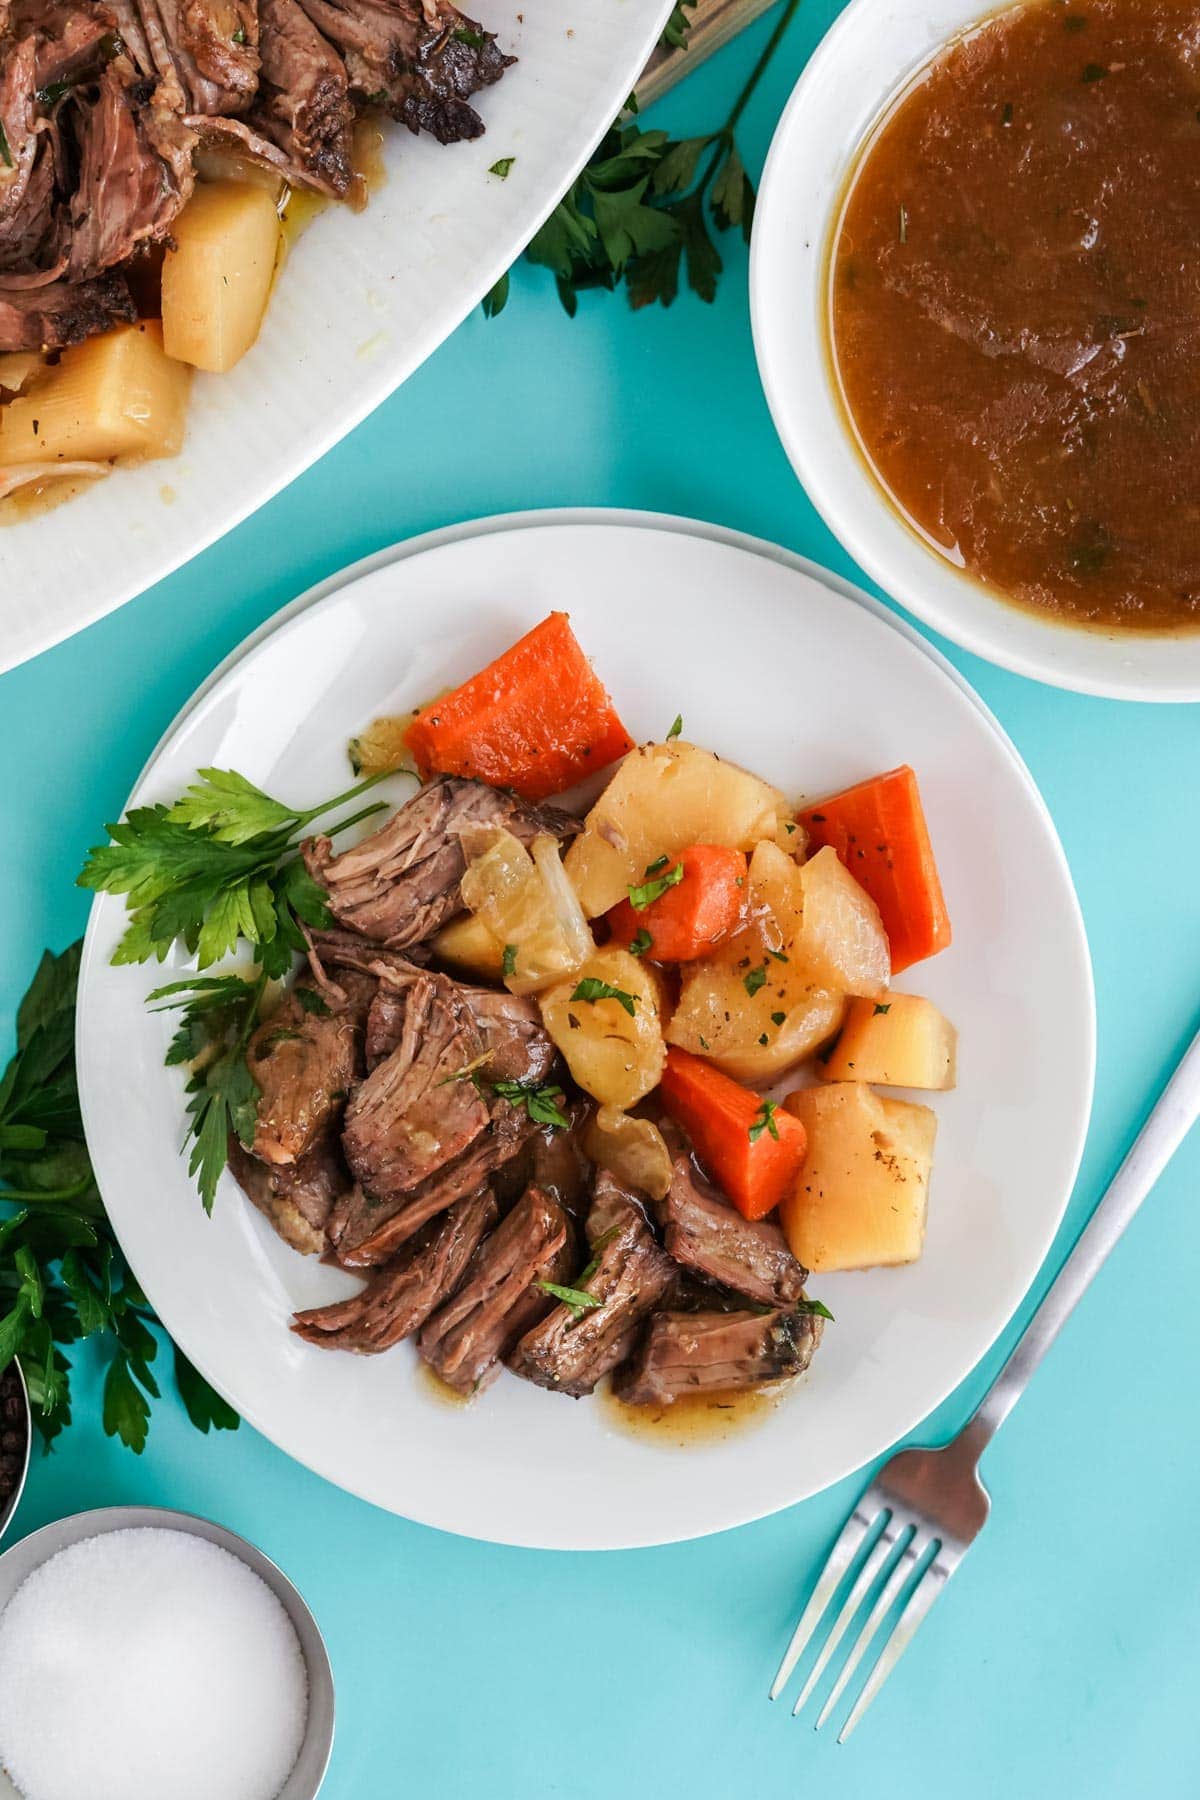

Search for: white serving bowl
xmin=750 ymin=0 xmax=1200 ymax=702
xmin=0 ymin=1363 xmax=30 ymax=1549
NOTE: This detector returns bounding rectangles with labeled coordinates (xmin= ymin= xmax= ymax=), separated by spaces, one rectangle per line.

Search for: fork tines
xmin=770 ymin=1489 xmax=956 ymax=1742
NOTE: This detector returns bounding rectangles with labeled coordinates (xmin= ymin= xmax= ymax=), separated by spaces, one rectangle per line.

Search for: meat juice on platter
xmin=0 ymin=0 xmax=513 ymax=510
xmin=83 ymin=613 xmax=961 ymax=1423
xmin=831 ymin=0 xmax=1200 ymax=632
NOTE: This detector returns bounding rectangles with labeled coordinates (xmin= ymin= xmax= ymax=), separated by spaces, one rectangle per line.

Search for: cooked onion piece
xmin=583 ymin=1106 xmax=673 ymax=1201
xmin=459 ymin=824 xmax=592 ymax=994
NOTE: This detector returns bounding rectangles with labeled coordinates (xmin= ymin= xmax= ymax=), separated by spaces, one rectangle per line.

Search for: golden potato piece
xmin=460 ymin=825 xmax=593 ymax=995
xmin=539 ymin=948 xmax=666 ymax=1111
xmin=791 ymin=848 xmax=889 ymax=997
xmin=667 ymin=839 xmax=843 ymax=1081
xmin=564 ymin=740 xmax=784 ymax=917
xmin=162 ymin=180 xmax=281 ymax=373
xmin=821 ymin=993 xmax=957 ymax=1089
xmin=0 ymin=323 xmax=190 ymax=467
xmin=780 ymin=1082 xmax=936 ymax=1272
xmin=431 ymin=912 xmax=506 ymax=982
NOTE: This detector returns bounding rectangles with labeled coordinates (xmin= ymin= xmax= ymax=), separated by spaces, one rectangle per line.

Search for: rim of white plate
xmin=77 ymin=510 xmax=1097 ymax=1548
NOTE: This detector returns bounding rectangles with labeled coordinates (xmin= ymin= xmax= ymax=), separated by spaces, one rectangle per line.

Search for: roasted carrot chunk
xmin=402 ymin=612 xmax=634 ymax=802
xmin=799 ymin=766 xmax=950 ymax=975
xmin=606 ymin=844 xmax=747 ymax=962
xmin=658 ymin=1047 xmax=807 ymax=1221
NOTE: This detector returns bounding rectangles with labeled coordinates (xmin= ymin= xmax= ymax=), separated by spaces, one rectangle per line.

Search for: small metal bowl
xmin=0 ymin=1361 xmax=31 ymax=1550
xmin=0 ymin=1505 xmax=334 ymax=1800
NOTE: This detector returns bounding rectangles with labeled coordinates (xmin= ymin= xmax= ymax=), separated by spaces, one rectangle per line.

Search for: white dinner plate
xmin=77 ymin=512 xmax=1095 ymax=1550
xmin=0 ymin=2 xmax=672 ymax=676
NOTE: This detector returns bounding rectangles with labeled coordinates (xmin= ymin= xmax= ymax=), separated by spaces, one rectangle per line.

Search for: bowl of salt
xmin=0 ymin=1506 xmax=334 ymax=1800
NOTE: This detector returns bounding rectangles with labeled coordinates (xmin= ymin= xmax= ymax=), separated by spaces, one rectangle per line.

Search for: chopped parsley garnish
xmin=296 ymin=987 xmax=331 ymax=1017
xmin=798 ymin=1297 xmax=834 ymax=1322
xmin=628 ymin=860 xmax=684 ymax=910
xmin=36 ymin=79 xmax=73 ymax=105
xmin=489 ymin=157 xmax=514 ymax=178
xmin=232 ymin=24 xmax=247 ymax=43
xmin=771 ymin=1011 xmax=786 ymax=1027
xmin=644 ymin=855 xmax=670 ymax=875
xmin=492 ymin=1079 xmax=570 ymax=1129
xmin=436 ymin=1051 xmax=494 ymax=1090
xmin=1001 ymin=101 xmax=1014 ymax=124
xmin=453 ymin=26 xmax=486 ymax=46
xmin=748 ymin=1099 xmax=780 ymax=1144
xmin=628 ymin=928 xmax=653 ymax=957
xmin=873 ymin=1002 xmax=891 ymax=1015
xmin=766 ymin=947 xmax=789 ymax=963
xmin=1081 ymin=61 xmax=1107 ymax=81
xmin=743 ymin=964 xmax=768 ymax=998
xmin=0 ymin=122 xmax=11 ymax=168
xmin=666 ymin=714 xmax=683 ymax=741
xmin=502 ymin=943 xmax=518 ymax=977
xmin=570 ymin=978 xmax=638 ymax=1017
xmin=536 ymin=1279 xmax=602 ymax=1321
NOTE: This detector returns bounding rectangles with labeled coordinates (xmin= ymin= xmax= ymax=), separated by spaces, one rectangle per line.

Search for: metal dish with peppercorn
xmin=0 ymin=1362 xmax=30 ymax=1545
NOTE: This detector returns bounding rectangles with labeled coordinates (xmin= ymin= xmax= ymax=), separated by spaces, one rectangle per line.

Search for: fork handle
xmin=965 ymin=1016 xmax=1200 ymax=1451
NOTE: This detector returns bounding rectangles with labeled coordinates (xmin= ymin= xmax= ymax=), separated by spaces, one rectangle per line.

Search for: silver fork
xmin=771 ymin=1016 xmax=1200 ymax=1741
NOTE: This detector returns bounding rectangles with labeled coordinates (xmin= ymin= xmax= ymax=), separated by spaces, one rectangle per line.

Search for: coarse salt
xmin=0 ymin=1527 xmax=309 ymax=1800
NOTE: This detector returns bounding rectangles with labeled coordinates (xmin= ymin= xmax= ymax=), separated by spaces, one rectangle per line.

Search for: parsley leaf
xmin=489 ymin=156 xmax=515 ymax=178
xmin=874 ymin=1002 xmax=891 ymax=1015
xmin=798 ymin=1297 xmax=835 ymax=1322
xmin=628 ymin=928 xmax=653 ymax=957
xmin=743 ymin=964 xmax=768 ymax=997
xmin=502 ymin=943 xmax=518 ymax=978
xmin=492 ymin=1080 xmax=571 ymax=1130
xmin=628 ymin=861 xmax=684 ymax=910
xmin=660 ymin=0 xmax=698 ymax=50
xmin=2 ymin=942 xmax=239 ymax=1455
xmin=570 ymin=978 xmax=638 ymax=1017
xmin=666 ymin=714 xmax=683 ymax=741
xmin=148 ymin=974 xmax=265 ymax=1212
xmin=536 ymin=1279 xmax=603 ymax=1321
xmin=174 ymin=1344 xmax=240 ymax=1432
xmin=748 ymin=1099 xmax=780 ymax=1144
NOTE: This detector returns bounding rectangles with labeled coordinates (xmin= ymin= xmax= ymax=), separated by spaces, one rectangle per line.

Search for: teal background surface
xmin=4 ymin=6 xmax=1200 ymax=1796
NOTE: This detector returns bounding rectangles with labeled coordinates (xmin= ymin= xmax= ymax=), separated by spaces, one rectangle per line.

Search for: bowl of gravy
xmin=752 ymin=0 xmax=1200 ymax=699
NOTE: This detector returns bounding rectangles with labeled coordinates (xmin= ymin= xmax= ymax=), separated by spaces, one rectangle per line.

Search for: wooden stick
xmin=635 ymin=0 xmax=783 ymax=110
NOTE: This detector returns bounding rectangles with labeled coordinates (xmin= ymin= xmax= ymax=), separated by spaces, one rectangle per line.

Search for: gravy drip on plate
xmin=830 ymin=0 xmax=1200 ymax=631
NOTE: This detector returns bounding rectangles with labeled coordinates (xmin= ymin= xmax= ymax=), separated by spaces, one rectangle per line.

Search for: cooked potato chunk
xmin=0 ymin=323 xmax=190 ymax=466
xmin=583 ymin=1106 xmax=673 ymax=1201
xmin=791 ymin=848 xmax=889 ymax=997
xmin=821 ymin=993 xmax=956 ymax=1089
xmin=430 ymin=911 xmax=506 ymax=982
xmin=539 ymin=948 xmax=666 ymax=1111
xmin=780 ymin=1083 xmax=936 ymax=1271
xmin=459 ymin=825 xmax=592 ymax=995
xmin=667 ymin=839 xmax=843 ymax=1081
xmin=564 ymin=740 xmax=785 ymax=917
xmin=162 ymin=181 xmax=281 ymax=373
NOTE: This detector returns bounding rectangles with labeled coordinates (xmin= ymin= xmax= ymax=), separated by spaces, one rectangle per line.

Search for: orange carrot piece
xmin=799 ymin=765 xmax=951 ymax=975
xmin=402 ymin=612 xmax=634 ymax=803
xmin=658 ymin=1047 xmax=807 ymax=1222
xmin=606 ymin=844 xmax=747 ymax=962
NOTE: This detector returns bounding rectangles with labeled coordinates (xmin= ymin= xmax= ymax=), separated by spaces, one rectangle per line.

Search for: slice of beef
xmin=341 ymin=967 xmax=489 ymax=1198
xmin=661 ymin=1154 xmax=807 ymax=1308
xmin=248 ymin=970 xmax=373 ymax=1166
xmin=227 ymin=1124 xmax=352 ymax=1255
xmin=67 ymin=59 xmax=196 ymax=280
xmin=292 ymin=1185 xmax=496 ymax=1350
xmin=0 ymin=268 xmax=135 ymax=349
xmin=294 ymin=0 xmax=512 ymax=144
xmin=106 ymin=0 xmax=259 ymax=115
xmin=330 ymin=1107 xmax=524 ymax=1266
xmin=13 ymin=0 xmax=115 ymax=91
xmin=302 ymin=775 xmax=578 ymax=950
xmin=364 ymin=966 xmax=555 ymax=1087
xmin=507 ymin=1173 xmax=676 ymax=1398
xmin=252 ymin=0 xmax=353 ymax=196
xmin=614 ymin=1306 xmax=825 ymax=1407
xmin=418 ymin=1186 xmax=571 ymax=1394
xmin=0 ymin=37 xmax=42 ymax=241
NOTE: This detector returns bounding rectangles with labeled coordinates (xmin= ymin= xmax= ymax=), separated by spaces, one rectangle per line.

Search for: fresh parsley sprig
xmin=535 ymin=1278 xmax=603 ymax=1321
xmin=1 ymin=943 xmax=239 ymax=1451
xmin=148 ymin=975 xmax=266 ymax=1213
xmin=570 ymin=978 xmax=638 ymax=1017
xmin=78 ymin=768 xmax=389 ymax=977
xmin=483 ymin=0 xmax=801 ymax=316
xmin=492 ymin=1079 xmax=571 ymax=1130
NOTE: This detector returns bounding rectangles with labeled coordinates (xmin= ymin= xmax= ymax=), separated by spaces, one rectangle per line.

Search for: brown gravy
xmin=601 ymin=1378 xmax=787 ymax=1446
xmin=830 ymin=0 xmax=1200 ymax=632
